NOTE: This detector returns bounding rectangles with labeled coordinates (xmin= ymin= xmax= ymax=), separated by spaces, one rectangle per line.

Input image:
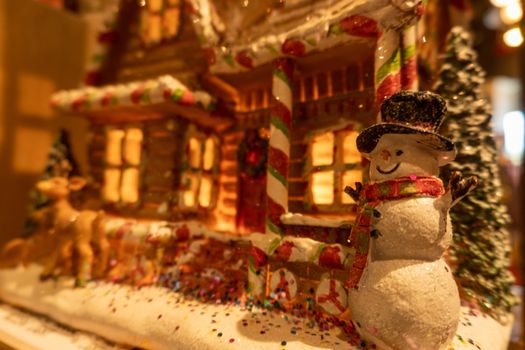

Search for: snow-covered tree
xmin=434 ymin=26 xmax=517 ymax=317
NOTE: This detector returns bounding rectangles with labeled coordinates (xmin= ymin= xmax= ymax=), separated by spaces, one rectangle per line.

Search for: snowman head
xmin=356 ymin=91 xmax=456 ymax=182
xmin=367 ymin=134 xmax=441 ymax=181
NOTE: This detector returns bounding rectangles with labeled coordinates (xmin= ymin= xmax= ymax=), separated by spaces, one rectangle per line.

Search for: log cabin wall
xmin=288 ymin=52 xmax=376 ymax=214
xmin=141 ymin=117 xmax=184 ymax=219
xmin=99 ymin=1 xmax=208 ymax=87
xmin=213 ymin=130 xmax=243 ymax=232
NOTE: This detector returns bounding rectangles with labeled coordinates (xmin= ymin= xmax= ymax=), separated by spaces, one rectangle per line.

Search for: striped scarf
xmin=346 ymin=176 xmax=445 ymax=289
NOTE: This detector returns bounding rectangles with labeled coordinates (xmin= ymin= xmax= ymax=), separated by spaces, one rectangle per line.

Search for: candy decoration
xmin=374 ymin=30 xmax=401 ymax=110
xmin=400 ymin=25 xmax=418 ymax=91
xmin=269 ymin=268 xmax=297 ymax=301
xmin=316 ymin=279 xmax=348 ymax=315
xmin=51 ymin=75 xmax=216 ymax=113
xmin=266 ymin=58 xmax=294 ymax=235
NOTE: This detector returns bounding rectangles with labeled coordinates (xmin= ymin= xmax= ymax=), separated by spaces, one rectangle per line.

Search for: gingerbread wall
xmin=0 ymin=0 xmax=87 ymax=244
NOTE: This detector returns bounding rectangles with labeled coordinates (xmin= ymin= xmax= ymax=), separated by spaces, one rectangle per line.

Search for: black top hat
xmin=356 ymin=91 xmax=455 ymax=161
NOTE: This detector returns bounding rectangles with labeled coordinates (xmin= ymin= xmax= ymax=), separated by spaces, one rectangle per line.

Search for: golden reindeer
xmin=37 ymin=176 xmax=109 ymax=286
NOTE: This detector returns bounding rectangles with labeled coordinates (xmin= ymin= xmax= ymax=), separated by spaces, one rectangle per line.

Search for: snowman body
xmin=348 ymin=134 xmax=460 ymax=350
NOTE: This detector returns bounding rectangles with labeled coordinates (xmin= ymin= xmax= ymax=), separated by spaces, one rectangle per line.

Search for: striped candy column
xmin=401 ymin=25 xmax=418 ymax=91
xmin=266 ymin=58 xmax=294 ymax=235
xmin=374 ymin=30 xmax=401 ymax=111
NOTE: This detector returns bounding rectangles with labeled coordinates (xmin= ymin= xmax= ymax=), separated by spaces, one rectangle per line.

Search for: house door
xmin=236 ymin=129 xmax=268 ymax=234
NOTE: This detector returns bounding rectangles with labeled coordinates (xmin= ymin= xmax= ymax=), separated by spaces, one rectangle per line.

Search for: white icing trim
xmin=51 ymin=75 xmax=215 ymax=112
xmin=280 ymin=212 xmax=352 ymax=228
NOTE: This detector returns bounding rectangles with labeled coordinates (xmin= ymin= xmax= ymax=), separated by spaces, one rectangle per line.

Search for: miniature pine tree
xmin=23 ymin=129 xmax=80 ymax=236
xmin=434 ymin=26 xmax=517 ymax=317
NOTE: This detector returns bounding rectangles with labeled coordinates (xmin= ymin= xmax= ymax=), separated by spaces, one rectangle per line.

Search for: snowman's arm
xmin=439 ymin=171 xmax=478 ymax=209
xmin=344 ymin=182 xmax=363 ymax=203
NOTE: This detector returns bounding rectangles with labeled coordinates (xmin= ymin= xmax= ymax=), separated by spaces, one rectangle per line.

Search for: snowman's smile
xmin=376 ymin=163 xmax=400 ymax=174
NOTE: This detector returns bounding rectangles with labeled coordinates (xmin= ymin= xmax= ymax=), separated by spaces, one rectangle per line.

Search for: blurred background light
xmin=500 ymin=2 xmax=523 ymax=24
xmin=503 ymin=110 xmax=525 ymax=165
xmin=503 ymin=27 xmax=524 ymax=47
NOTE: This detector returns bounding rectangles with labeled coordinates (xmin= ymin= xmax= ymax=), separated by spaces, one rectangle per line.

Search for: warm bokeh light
xmin=503 ymin=27 xmax=524 ymax=47
xmin=503 ymin=110 xmax=525 ymax=165
xmin=490 ymin=0 xmax=514 ymax=8
xmin=500 ymin=2 xmax=523 ymax=24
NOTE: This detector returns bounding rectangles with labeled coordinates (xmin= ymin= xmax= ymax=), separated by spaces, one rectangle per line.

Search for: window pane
xmin=103 ymin=168 xmax=121 ymax=202
xmin=124 ymin=128 xmax=143 ymax=166
xmin=105 ymin=129 xmax=125 ymax=166
xmin=148 ymin=0 xmax=163 ymax=11
xmin=188 ymin=137 xmax=202 ymax=169
xmin=182 ymin=173 xmax=198 ymax=207
xmin=203 ymin=137 xmax=215 ymax=171
xmin=199 ymin=175 xmax=213 ymax=208
xmin=312 ymin=132 xmax=334 ymax=166
xmin=121 ymin=168 xmax=140 ymax=204
xmin=343 ymin=131 xmax=361 ymax=164
xmin=312 ymin=170 xmax=334 ymax=204
xmin=342 ymin=170 xmax=362 ymax=204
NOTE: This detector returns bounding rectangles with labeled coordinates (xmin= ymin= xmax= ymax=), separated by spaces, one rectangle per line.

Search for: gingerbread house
xmin=49 ymin=0 xmax=430 ymax=313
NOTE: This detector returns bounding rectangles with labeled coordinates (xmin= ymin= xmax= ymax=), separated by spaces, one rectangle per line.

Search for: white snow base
xmin=0 ymin=265 xmax=513 ymax=350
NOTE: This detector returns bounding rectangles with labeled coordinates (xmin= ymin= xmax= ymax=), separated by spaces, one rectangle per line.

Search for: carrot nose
xmin=381 ymin=150 xmax=391 ymax=161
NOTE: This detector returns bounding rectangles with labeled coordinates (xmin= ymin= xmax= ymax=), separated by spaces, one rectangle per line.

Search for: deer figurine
xmin=37 ymin=176 xmax=109 ymax=287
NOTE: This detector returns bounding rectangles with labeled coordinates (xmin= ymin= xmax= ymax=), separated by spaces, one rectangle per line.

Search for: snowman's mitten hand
xmin=449 ymin=171 xmax=478 ymax=204
xmin=344 ymin=182 xmax=363 ymax=202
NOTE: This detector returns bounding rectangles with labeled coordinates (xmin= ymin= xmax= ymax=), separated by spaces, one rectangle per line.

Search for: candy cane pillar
xmin=374 ymin=30 xmax=401 ymax=111
xmin=266 ymin=58 xmax=294 ymax=235
xmin=401 ymin=25 xmax=418 ymax=91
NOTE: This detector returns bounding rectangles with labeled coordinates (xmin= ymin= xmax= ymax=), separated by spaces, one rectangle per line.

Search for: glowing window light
xmin=312 ymin=171 xmax=334 ymax=204
xmin=312 ymin=132 xmax=334 ymax=166
xmin=491 ymin=0 xmax=514 ymax=7
xmin=199 ymin=176 xmax=213 ymax=207
xmin=343 ymin=131 xmax=361 ymax=164
xmin=121 ymin=168 xmax=140 ymax=203
xmin=503 ymin=27 xmax=524 ymax=47
xmin=203 ymin=137 xmax=215 ymax=171
xmin=341 ymin=170 xmax=362 ymax=204
xmin=501 ymin=2 xmax=523 ymax=24
xmin=124 ymin=128 xmax=143 ymax=166
xmin=503 ymin=111 xmax=524 ymax=165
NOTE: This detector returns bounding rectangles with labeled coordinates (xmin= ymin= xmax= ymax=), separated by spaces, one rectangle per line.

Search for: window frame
xmin=103 ymin=125 xmax=144 ymax=206
xmin=304 ymin=122 xmax=363 ymax=212
xmin=179 ymin=125 xmax=220 ymax=211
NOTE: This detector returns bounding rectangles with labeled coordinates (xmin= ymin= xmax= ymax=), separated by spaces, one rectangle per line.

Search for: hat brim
xmin=357 ymin=123 xmax=456 ymax=165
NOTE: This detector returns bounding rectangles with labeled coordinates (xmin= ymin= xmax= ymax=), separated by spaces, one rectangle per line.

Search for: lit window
xmin=103 ymin=127 xmax=143 ymax=204
xmin=140 ymin=0 xmax=181 ymax=46
xmin=307 ymin=126 xmax=362 ymax=209
xmin=180 ymin=128 xmax=219 ymax=210
xmin=312 ymin=133 xmax=334 ymax=166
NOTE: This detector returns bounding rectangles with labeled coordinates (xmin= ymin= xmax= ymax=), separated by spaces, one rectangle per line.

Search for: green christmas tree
xmin=434 ymin=26 xmax=517 ymax=317
xmin=23 ymin=129 xmax=80 ymax=236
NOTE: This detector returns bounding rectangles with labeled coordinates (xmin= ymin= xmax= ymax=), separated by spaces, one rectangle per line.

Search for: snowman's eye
xmin=395 ymin=150 xmax=404 ymax=156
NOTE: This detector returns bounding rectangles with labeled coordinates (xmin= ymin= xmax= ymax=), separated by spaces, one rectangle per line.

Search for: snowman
xmin=345 ymin=91 xmax=477 ymax=350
